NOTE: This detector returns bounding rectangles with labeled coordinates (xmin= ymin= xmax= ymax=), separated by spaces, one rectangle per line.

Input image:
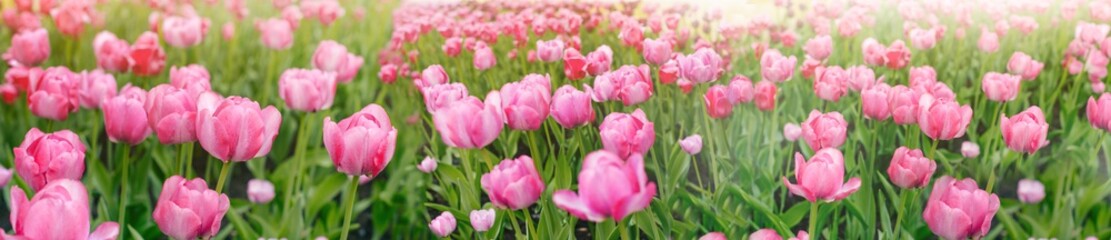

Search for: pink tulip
xmin=128 ymin=31 xmax=167 ymax=76
xmin=760 ymin=49 xmax=797 ymax=82
xmin=861 ymin=83 xmax=892 ymax=120
xmin=700 ymin=232 xmax=727 ymax=240
xmin=553 ymin=150 xmax=657 ymax=222
xmin=1007 ymin=52 xmax=1044 ymax=81
xmin=804 ymin=35 xmax=833 ymax=61
xmin=888 ymin=85 xmax=921 ymax=125
xmin=813 ymin=66 xmax=848 ymax=102
xmin=221 ymin=22 xmax=235 ymax=41
xmin=417 ymin=156 xmax=437 ymax=173
xmin=748 ymin=229 xmax=810 ymax=240
xmin=196 ymin=93 xmax=282 ymax=162
xmin=679 ymin=135 xmax=703 ymax=155
xmin=50 ymin=0 xmax=97 ymax=37
xmin=641 ymin=38 xmax=673 ymax=65
xmin=2 ymin=10 xmax=41 ymax=32
xmin=725 ymin=75 xmax=755 ymax=104
xmin=536 ymin=39 xmax=565 ymax=62
xmin=587 ymin=64 xmax=653 ymax=106
xmin=885 ymin=40 xmax=911 ymax=69
xmin=247 ymin=179 xmax=275 ymax=204
xmin=658 ymin=59 xmax=679 ymax=84
xmin=481 ymin=155 xmax=545 ymax=209
xmin=1094 ymin=81 xmax=1107 ymax=93
xmin=981 ymin=72 xmax=1021 ymax=102
xmin=800 ymin=57 xmax=821 ymax=79
xmin=8 ymin=179 xmax=120 ymax=240
xmin=909 ymin=28 xmax=939 ymax=49
xmin=678 ymin=48 xmax=725 ymax=83
xmin=783 ymin=149 xmax=861 ymax=202
xmin=433 ymin=93 xmax=504 ymax=149
xmin=473 ymin=44 xmax=497 ymax=70
xmin=28 ymin=67 xmax=79 ymax=121
xmin=300 ymin=0 xmax=344 ymax=26
xmin=1001 ymin=106 xmax=1050 ymax=154
xmin=1017 ymin=179 xmax=1045 ymax=204
xmin=978 ymin=27 xmax=999 ymax=53
xmin=599 ymin=109 xmax=656 ymax=159
xmin=619 ymin=23 xmax=644 ymax=48
xmin=1087 ymin=50 xmax=1109 ymax=82
xmin=93 ymin=31 xmax=131 ymax=72
xmin=256 ymin=18 xmax=293 ymax=50
xmin=917 ymin=94 xmax=973 ymax=140
xmin=162 ymin=16 xmax=210 ymax=48
xmin=146 ymin=84 xmax=199 ymax=144
xmin=922 ymin=176 xmax=999 ymax=240
xmin=887 ymin=147 xmax=937 ymax=189
xmin=563 ymin=48 xmax=588 ymax=80
xmin=312 ymin=40 xmax=350 ymax=73
xmin=429 ymin=212 xmax=456 ymax=238
xmin=153 ymin=176 xmax=230 ymax=240
xmin=443 ymin=37 xmax=462 ymax=57
xmin=755 ymin=81 xmax=777 ymax=111
xmin=378 ymin=63 xmax=399 ymax=84
xmin=550 ymin=85 xmax=595 ymax=129
xmin=500 ymin=74 xmax=552 ymax=130
xmin=862 ymin=38 xmax=887 ymax=66
xmin=784 ymin=123 xmax=802 ymax=141
xmin=704 ymin=85 xmax=734 ymax=119
xmin=170 ymin=64 xmax=212 ymax=97
xmin=470 ymin=209 xmax=496 ymax=232
xmin=1 ymin=83 xmax=15 ymax=104
xmin=961 ymin=141 xmax=980 ymax=158
xmin=1075 ymin=22 xmax=1109 ymax=45
xmin=76 ymin=70 xmax=118 ymax=109
xmin=802 ymin=110 xmax=848 ymax=150
xmin=846 ymin=66 xmax=877 ymax=92
xmin=585 ymin=45 xmax=614 ymax=76
xmin=281 ymin=6 xmax=303 ymax=29
xmin=1088 ymin=93 xmax=1111 ymax=131
xmin=103 ymin=85 xmax=151 ymax=145
xmin=13 ymin=128 xmax=85 ymax=191
xmin=279 ymin=68 xmax=337 ymax=112
xmin=909 ymin=66 xmax=937 ymax=88
xmin=323 ymin=104 xmax=398 ymax=177
xmin=416 ymin=65 xmax=450 ymax=89
xmin=421 ymin=82 xmax=468 ymax=113
xmin=3 ymin=28 xmax=50 ymax=66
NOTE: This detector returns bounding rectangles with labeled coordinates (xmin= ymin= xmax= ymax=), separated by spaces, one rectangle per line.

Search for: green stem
xmin=285 ymin=113 xmax=314 ymax=212
xmin=214 ymin=161 xmax=233 ymax=193
xmin=117 ymin=145 xmax=131 ymax=233
xmin=506 ymin=209 xmax=522 ymax=237
xmin=618 ymin=219 xmax=630 ymax=240
xmin=809 ymin=201 xmax=820 ymax=239
xmin=339 ymin=176 xmax=360 ymax=240
xmin=892 ymin=189 xmax=919 ymax=234
xmin=522 ymin=209 xmax=536 ymax=240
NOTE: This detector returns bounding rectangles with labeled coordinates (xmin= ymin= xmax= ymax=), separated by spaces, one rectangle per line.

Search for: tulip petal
xmin=88 ymin=222 xmax=120 ymax=240
xmin=830 ymin=177 xmax=862 ymax=201
xmin=782 ymin=177 xmax=815 ymax=202
xmin=552 ymin=190 xmax=605 ymax=222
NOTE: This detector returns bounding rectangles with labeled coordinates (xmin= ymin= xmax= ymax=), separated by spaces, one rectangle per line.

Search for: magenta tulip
xmin=1088 ymin=93 xmax=1111 ymax=131
xmin=599 ymin=109 xmax=656 ymax=159
xmin=153 ymin=176 xmax=230 ymax=240
xmin=8 ymin=179 xmax=119 ymax=240
xmin=196 ymin=93 xmax=282 ymax=162
xmin=103 ymin=85 xmax=151 ymax=145
xmin=553 ymin=150 xmax=657 ymax=222
xmin=146 ymin=84 xmax=199 ymax=144
xmin=1001 ymin=106 xmax=1050 ymax=154
xmin=704 ymin=85 xmax=734 ymax=119
xmin=13 ymin=128 xmax=86 ymax=191
xmin=886 ymin=147 xmax=937 ymax=189
xmin=500 ymin=74 xmax=552 ymax=130
xmin=481 ymin=155 xmax=545 ymax=210
xmin=3 ymin=28 xmax=50 ymax=67
xmin=550 ymin=85 xmax=595 ymax=129
xmin=323 ymin=104 xmax=398 ymax=177
xmin=783 ymin=149 xmax=861 ymax=202
xmin=922 ymin=176 xmax=999 ymax=240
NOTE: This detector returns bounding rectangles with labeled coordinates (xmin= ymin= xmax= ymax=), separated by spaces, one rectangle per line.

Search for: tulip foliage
xmin=3 ymin=0 xmax=1111 ymax=239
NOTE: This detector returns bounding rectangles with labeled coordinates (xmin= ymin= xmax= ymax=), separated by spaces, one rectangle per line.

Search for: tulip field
xmin=5 ymin=0 xmax=1111 ymax=239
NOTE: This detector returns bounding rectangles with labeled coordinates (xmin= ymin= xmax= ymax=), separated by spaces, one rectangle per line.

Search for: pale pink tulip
xmin=417 ymin=156 xmax=437 ymax=173
xmin=481 ymin=155 xmax=545 ymax=209
xmin=256 ymin=18 xmax=293 ymax=50
xmin=887 ymin=147 xmax=937 ymax=189
xmin=94 ymin=31 xmax=131 ymax=72
xmin=429 ymin=212 xmax=456 ymax=238
xmin=1001 ymin=106 xmax=1050 ymax=154
xmin=500 ymin=74 xmax=552 ymax=130
xmin=1088 ymin=93 xmax=1111 ymax=131
xmin=279 ymin=68 xmax=337 ymax=112
xmin=28 ymin=67 xmax=78 ymax=121
xmin=862 ymin=38 xmax=887 ymax=66
xmin=784 ymin=123 xmax=802 ymax=141
xmin=473 ymin=44 xmax=497 ymax=70
xmin=585 ymin=45 xmax=614 ymax=76
xmin=76 ymin=70 xmax=118 ymax=109
xmin=760 ymin=49 xmax=797 ymax=82
xmin=641 ymin=38 xmax=673 ymax=65
xmin=978 ymin=27 xmax=999 ymax=53
xmin=678 ymin=48 xmax=724 ymax=83
xmin=196 ymin=93 xmax=282 ymax=162
xmin=888 ymin=85 xmax=921 ymax=125
xmin=470 ymin=209 xmax=495 ymax=232
xmin=727 ymin=75 xmax=754 ymax=104
xmin=13 ymin=128 xmax=85 ymax=191
xmin=981 ymin=72 xmax=1021 ymax=102
xmin=146 ymin=84 xmax=199 ymax=144
xmin=813 ymin=66 xmax=848 ymax=102
xmin=783 ymin=149 xmax=861 ymax=202
xmin=679 ymin=135 xmax=703 ymax=155
xmin=961 ymin=141 xmax=980 ymax=158
xmin=247 ymin=179 xmax=275 ymax=204
xmin=801 ymin=110 xmax=847 ymax=150
xmin=861 ymin=83 xmax=892 ymax=120
xmin=804 ymin=35 xmax=833 ymax=61
xmin=161 ymin=15 xmax=210 ymax=48
xmin=1017 ymin=179 xmax=1045 ymax=204
xmin=536 ymin=39 xmax=565 ymax=62
xmin=550 ymin=85 xmax=595 ymax=129
xmin=103 ymin=85 xmax=151 ymax=145
xmin=1007 ymin=52 xmax=1044 ymax=81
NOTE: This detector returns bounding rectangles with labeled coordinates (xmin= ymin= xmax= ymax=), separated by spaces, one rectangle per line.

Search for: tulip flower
xmin=536 ymin=39 xmax=565 ymax=62
xmin=1017 ymin=179 xmax=1045 ymax=204
xmin=279 ymin=68 xmax=337 ymax=112
xmin=481 ymin=155 xmax=545 ymax=210
xmin=801 ymin=110 xmax=848 ymax=150
xmin=153 ymin=176 xmax=230 ymax=240
xmin=563 ymin=48 xmax=588 ymax=80
xmin=584 ymin=45 xmax=614 ymax=76
xmin=726 ymin=75 xmax=754 ymax=104
xmin=146 ymin=84 xmax=200 ymax=144
xmin=804 ymin=35 xmax=833 ymax=61
xmin=470 ymin=209 xmax=496 ymax=232
xmin=473 ymin=43 xmax=497 ymax=70
xmin=312 ymin=40 xmax=363 ymax=83
xmin=678 ymin=48 xmax=725 ymax=83
xmin=553 ymin=151 xmax=657 ymax=222
xmin=922 ymin=176 xmax=999 ymax=240
xmin=161 ymin=15 xmax=210 ymax=48
xmin=247 ymin=179 xmax=276 ymax=204
xmin=103 ymin=85 xmax=151 ymax=145
xmin=760 ymin=49 xmax=797 ymax=82
xmin=257 ymin=18 xmax=294 ymax=50
xmin=128 ymin=31 xmax=167 ymax=76
xmin=679 ymin=135 xmax=703 ymax=155
xmin=550 ymin=85 xmax=595 ymax=128
xmin=169 ymin=64 xmax=212 ymax=97
xmin=13 ymin=128 xmax=86 ymax=191
xmin=887 ymin=147 xmax=937 ymax=189
xmin=8 ymin=179 xmax=120 ymax=240
xmin=3 ymin=28 xmax=50 ymax=66
xmin=813 ymin=66 xmax=848 ymax=102
xmin=700 ymin=232 xmax=727 ymax=240
xmin=961 ymin=141 xmax=981 ymax=158
xmin=196 ymin=93 xmax=282 ymax=162
xmin=755 ymin=81 xmax=777 ymax=111
xmin=433 ymin=92 xmax=504 ymax=149
xmin=704 ymin=85 xmax=734 ymax=119
xmin=94 ymin=31 xmax=131 ymax=72
xmin=28 ymin=67 xmax=79 ymax=121
xmin=0 ymin=166 xmax=10 ymax=186
xmin=783 ymin=149 xmax=861 ymax=202
xmin=641 ymin=38 xmax=673 ymax=65
xmin=599 ymin=109 xmax=656 ymax=159
xmin=659 ymin=59 xmax=679 ymax=84
xmin=748 ymin=229 xmax=810 ymax=240
xmin=981 ymin=72 xmax=1021 ymax=102
xmin=417 ymin=156 xmax=438 ymax=173
xmin=862 ymin=38 xmax=887 ymax=66
xmin=76 ymin=70 xmax=118 ymax=109
xmin=917 ymin=94 xmax=973 ymax=140
xmin=416 ymin=65 xmax=450 ymax=89
xmin=323 ymin=104 xmax=398 ymax=177
xmin=1088 ymin=93 xmax=1111 ymax=131
xmin=429 ymin=212 xmax=456 ymax=238
xmin=588 ymin=64 xmax=653 ymax=106
xmin=1000 ymin=106 xmax=1050 ymax=154
xmin=884 ymin=40 xmax=911 ymax=69
xmin=500 ymin=74 xmax=552 ymax=130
